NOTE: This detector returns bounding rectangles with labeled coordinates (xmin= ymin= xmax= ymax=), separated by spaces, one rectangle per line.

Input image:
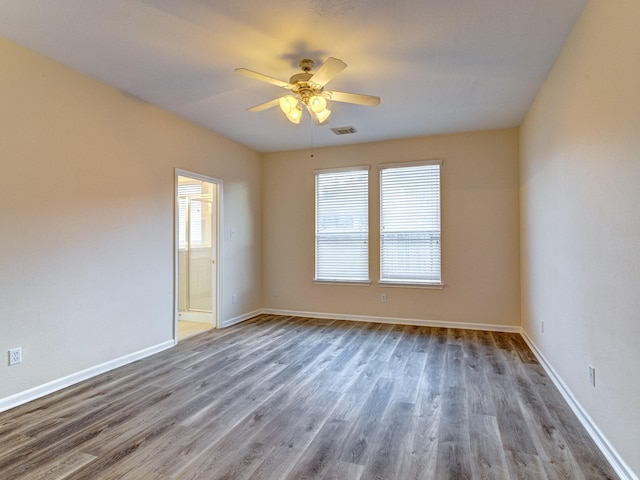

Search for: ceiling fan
xmin=235 ymin=57 xmax=380 ymax=125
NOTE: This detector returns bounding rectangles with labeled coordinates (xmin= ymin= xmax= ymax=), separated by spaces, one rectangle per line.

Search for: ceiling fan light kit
xmin=309 ymin=94 xmax=327 ymax=113
xmin=279 ymin=95 xmax=303 ymax=124
xmin=235 ymin=57 xmax=380 ymax=126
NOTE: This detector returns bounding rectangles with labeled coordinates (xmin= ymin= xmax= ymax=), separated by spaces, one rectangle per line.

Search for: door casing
xmin=174 ymin=169 xmax=223 ymax=341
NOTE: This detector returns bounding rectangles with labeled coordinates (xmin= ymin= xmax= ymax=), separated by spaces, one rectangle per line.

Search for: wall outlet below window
xmin=381 ymin=293 xmax=387 ymax=303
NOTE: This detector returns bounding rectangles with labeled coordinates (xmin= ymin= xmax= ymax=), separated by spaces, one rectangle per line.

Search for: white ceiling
xmin=0 ymin=0 xmax=588 ymax=153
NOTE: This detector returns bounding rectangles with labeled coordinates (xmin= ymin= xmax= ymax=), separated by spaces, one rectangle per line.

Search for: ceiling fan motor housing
xmin=289 ymin=72 xmax=314 ymax=85
xmin=289 ymin=71 xmax=326 ymax=106
xmin=299 ymin=58 xmax=314 ymax=72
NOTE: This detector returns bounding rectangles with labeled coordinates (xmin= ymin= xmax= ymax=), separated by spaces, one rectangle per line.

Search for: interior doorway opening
xmin=175 ymin=171 xmax=221 ymax=341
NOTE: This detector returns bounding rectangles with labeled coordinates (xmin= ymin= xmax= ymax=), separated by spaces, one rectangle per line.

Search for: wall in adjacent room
xmin=262 ymin=129 xmax=520 ymax=328
xmin=0 ymin=37 xmax=262 ymax=401
xmin=519 ymin=0 xmax=640 ymax=475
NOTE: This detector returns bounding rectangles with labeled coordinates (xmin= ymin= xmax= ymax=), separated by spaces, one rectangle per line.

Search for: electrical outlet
xmin=232 ymin=294 xmax=237 ymax=304
xmin=541 ymin=321 xmax=545 ymax=333
xmin=381 ymin=293 xmax=387 ymax=303
xmin=272 ymin=288 xmax=278 ymax=297
xmin=588 ymin=365 xmax=596 ymax=387
xmin=9 ymin=348 xmax=22 ymax=366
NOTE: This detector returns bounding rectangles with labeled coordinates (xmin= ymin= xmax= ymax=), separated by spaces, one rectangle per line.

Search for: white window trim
xmin=314 ymin=280 xmax=372 ymax=286
xmin=378 ymin=159 xmax=443 ymax=170
xmin=313 ymin=165 xmax=371 ymax=175
xmin=377 ymin=281 xmax=444 ymax=289
xmin=314 ymin=165 xmax=370 ymax=284
xmin=378 ymin=159 xmax=443 ymax=286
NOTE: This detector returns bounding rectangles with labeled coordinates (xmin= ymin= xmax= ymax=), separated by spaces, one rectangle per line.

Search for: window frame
xmin=314 ymin=165 xmax=371 ymax=285
xmin=177 ymin=182 xmax=203 ymax=251
xmin=378 ymin=159 xmax=443 ymax=288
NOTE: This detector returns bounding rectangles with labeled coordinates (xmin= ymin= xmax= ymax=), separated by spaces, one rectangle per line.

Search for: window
xmin=177 ymin=182 xmax=203 ymax=250
xmin=379 ymin=160 xmax=442 ymax=285
xmin=315 ymin=166 xmax=369 ymax=283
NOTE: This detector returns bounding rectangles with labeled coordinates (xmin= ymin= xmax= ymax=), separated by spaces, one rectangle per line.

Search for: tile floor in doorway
xmin=178 ymin=320 xmax=212 ymax=340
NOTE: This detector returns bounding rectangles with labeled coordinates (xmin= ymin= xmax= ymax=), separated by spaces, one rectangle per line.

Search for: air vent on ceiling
xmin=331 ymin=126 xmax=357 ymax=135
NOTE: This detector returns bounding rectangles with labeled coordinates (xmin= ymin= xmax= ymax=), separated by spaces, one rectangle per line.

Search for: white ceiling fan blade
xmin=247 ymin=98 xmax=282 ymax=112
xmin=235 ymin=68 xmax=292 ymax=89
xmin=328 ymin=91 xmax=381 ymax=107
xmin=310 ymin=57 xmax=347 ymax=87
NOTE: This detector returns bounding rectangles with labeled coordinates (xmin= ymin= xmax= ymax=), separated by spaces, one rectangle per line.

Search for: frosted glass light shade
xmin=279 ymin=95 xmax=298 ymax=114
xmin=315 ymin=108 xmax=331 ymax=124
xmin=286 ymin=105 xmax=302 ymax=124
xmin=309 ymin=95 xmax=327 ymax=113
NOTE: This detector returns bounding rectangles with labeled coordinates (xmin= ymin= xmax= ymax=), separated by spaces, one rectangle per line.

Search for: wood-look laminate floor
xmin=0 ymin=315 xmax=618 ymax=479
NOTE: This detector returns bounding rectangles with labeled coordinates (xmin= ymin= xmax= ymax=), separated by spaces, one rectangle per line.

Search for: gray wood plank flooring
xmin=0 ymin=315 xmax=619 ymax=479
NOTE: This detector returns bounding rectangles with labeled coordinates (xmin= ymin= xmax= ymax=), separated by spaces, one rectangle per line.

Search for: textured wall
xmin=520 ymin=0 xmax=640 ymax=475
xmin=0 ymin=37 xmax=262 ymax=400
xmin=263 ymin=129 xmax=520 ymax=328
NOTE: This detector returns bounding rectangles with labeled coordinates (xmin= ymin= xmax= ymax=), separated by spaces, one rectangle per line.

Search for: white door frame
xmin=174 ymin=168 xmax=223 ymax=341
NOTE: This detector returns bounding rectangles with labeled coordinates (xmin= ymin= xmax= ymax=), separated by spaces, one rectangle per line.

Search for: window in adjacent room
xmin=177 ymin=182 xmax=203 ymax=250
xmin=379 ymin=160 xmax=442 ymax=286
xmin=314 ymin=166 xmax=370 ymax=283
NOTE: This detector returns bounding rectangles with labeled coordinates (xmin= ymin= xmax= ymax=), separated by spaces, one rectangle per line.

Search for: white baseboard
xmin=0 ymin=340 xmax=175 ymax=414
xmin=221 ymin=309 xmax=263 ymax=328
xmin=5 ymin=312 xmax=632 ymax=479
xmin=1 ymin=309 xmax=258 ymax=413
xmin=520 ymin=330 xmax=637 ymax=480
xmin=261 ymin=308 xmax=521 ymax=333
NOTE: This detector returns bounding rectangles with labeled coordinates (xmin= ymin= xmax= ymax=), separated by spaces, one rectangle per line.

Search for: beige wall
xmin=5 ymin=4 xmax=635 ymax=472
xmin=262 ymin=129 xmax=520 ymax=327
xmin=0 ymin=38 xmax=262 ymax=400
xmin=520 ymin=0 xmax=640 ymax=475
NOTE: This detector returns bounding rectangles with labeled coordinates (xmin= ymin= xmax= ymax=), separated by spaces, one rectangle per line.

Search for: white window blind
xmin=379 ymin=160 xmax=441 ymax=284
xmin=315 ymin=166 xmax=369 ymax=282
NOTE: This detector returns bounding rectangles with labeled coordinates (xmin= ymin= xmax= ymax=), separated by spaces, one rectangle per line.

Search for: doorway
xmin=175 ymin=170 xmax=221 ymax=341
